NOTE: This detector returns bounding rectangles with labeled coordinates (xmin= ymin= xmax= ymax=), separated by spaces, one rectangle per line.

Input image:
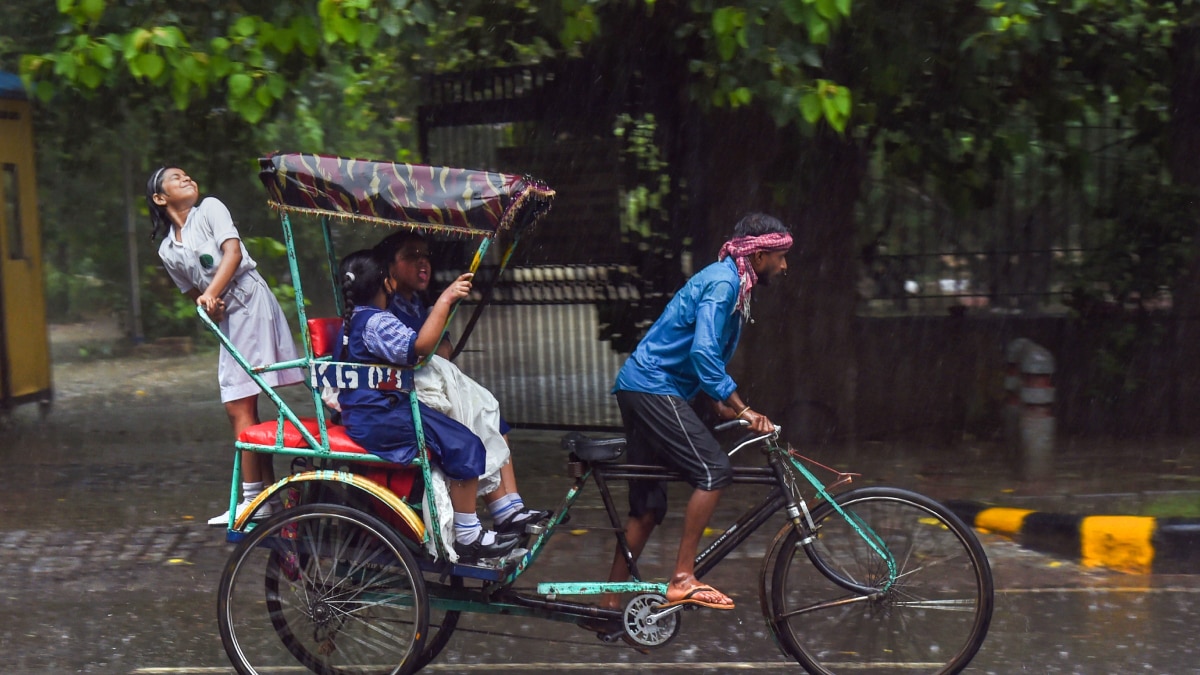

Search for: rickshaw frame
xmin=200 ymin=153 xmax=555 ymax=561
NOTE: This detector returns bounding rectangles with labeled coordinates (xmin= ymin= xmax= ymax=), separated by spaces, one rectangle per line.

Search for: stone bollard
xmin=1018 ymin=344 xmax=1056 ymax=480
xmin=1004 ymin=338 xmax=1032 ymax=454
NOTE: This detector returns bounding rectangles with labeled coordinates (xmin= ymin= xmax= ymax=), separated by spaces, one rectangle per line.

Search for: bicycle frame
xmin=425 ymin=427 xmax=898 ymax=624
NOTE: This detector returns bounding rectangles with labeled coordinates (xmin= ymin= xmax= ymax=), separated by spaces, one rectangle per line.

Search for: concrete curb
xmin=945 ymin=500 xmax=1200 ymax=575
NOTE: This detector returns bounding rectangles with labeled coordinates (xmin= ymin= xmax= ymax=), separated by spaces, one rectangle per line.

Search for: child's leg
xmin=448 ymin=478 xmax=509 ymax=548
xmin=225 ymin=394 xmax=274 ymax=484
xmin=447 ymin=477 xmax=481 ymax=513
xmin=209 ymin=395 xmax=274 ymax=525
xmin=483 ymin=460 xmax=518 ymax=504
xmin=421 ymin=406 xmax=519 ymax=555
xmin=483 ymin=460 xmax=549 ymax=531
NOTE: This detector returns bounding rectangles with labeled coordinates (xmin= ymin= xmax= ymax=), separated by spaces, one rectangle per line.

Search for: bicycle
xmin=211 ymin=153 xmax=993 ymax=674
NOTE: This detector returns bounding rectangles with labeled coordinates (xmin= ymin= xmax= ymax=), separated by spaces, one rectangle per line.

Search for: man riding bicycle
xmin=603 ymin=212 xmax=792 ymax=613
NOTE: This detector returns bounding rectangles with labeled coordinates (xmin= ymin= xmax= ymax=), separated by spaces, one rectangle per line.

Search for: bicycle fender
xmin=233 ymin=470 xmax=427 ymax=545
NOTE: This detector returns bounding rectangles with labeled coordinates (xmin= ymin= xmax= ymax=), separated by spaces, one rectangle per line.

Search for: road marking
xmin=134 ymin=664 xmax=807 ymax=673
xmin=998 ymin=586 xmax=1200 ymax=594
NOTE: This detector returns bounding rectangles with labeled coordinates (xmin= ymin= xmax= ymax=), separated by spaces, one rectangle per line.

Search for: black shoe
xmin=454 ymin=530 xmax=521 ymax=564
xmin=495 ymin=507 xmax=553 ymax=535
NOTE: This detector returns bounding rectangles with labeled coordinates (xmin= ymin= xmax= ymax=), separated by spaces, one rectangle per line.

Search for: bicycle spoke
xmin=218 ymin=505 xmax=428 ymax=675
xmin=769 ymin=488 xmax=993 ymax=674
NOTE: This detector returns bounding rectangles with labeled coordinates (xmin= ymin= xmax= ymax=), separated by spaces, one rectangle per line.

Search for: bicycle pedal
xmin=597 ymin=628 xmax=625 ymax=644
xmin=468 ymin=547 xmax=528 ymax=569
xmin=524 ymin=514 xmax=557 ymax=536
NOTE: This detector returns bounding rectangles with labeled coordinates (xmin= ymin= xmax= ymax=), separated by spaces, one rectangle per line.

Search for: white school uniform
xmin=158 ymin=197 xmax=304 ymax=402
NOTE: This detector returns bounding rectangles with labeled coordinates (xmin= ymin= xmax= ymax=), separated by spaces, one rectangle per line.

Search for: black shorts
xmin=616 ymin=390 xmax=734 ymax=524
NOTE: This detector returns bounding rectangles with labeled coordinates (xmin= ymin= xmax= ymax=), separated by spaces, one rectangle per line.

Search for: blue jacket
xmin=613 ymin=257 xmax=742 ymax=402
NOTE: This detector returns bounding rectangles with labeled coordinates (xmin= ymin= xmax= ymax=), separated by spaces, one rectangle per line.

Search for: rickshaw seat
xmin=239 ymin=416 xmax=364 ymax=454
xmin=308 ymin=317 xmax=343 ymax=358
xmin=238 ymin=417 xmax=423 ymax=504
xmin=242 ymin=318 xmax=424 ymax=509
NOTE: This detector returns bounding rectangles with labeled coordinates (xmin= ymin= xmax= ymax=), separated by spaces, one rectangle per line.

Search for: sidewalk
xmin=822 ymin=437 xmax=1200 ymax=575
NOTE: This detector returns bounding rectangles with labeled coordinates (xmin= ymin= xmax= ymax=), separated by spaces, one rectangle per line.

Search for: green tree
xmin=12 ymin=0 xmax=1200 ymax=435
xmin=3 ymin=1 xmax=441 ymax=334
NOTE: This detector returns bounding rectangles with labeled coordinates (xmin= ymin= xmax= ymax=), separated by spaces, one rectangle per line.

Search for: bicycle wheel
xmin=769 ymin=487 xmax=993 ymax=674
xmin=218 ymin=503 xmax=429 ymax=675
xmin=412 ymin=575 xmax=462 ymax=670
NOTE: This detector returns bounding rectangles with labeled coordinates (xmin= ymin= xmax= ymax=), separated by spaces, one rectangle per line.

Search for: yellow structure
xmin=0 ymin=71 xmax=51 ymax=410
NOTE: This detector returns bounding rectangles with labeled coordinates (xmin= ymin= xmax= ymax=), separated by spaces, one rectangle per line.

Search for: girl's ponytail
xmin=336 ymin=249 xmax=389 ymax=360
xmin=145 ymin=166 xmax=171 ymax=242
xmin=339 ymin=272 xmax=356 ymax=362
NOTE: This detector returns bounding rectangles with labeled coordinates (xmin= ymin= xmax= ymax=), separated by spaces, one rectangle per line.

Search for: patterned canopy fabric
xmin=258 ymin=152 xmax=555 ymax=237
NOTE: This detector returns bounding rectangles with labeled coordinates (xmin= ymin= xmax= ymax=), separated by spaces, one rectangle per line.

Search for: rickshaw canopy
xmin=258 ymin=152 xmax=555 ymax=237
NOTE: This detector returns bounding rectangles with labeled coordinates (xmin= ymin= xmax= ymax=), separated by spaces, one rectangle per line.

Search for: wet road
xmin=2 ymin=352 xmax=1199 ymax=674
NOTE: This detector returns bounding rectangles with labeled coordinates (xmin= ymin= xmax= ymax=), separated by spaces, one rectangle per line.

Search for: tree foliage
xmin=19 ymin=0 xmax=857 ymax=131
xmin=6 ymin=0 xmax=1199 ymax=339
xmin=21 ymin=0 xmax=416 ymax=123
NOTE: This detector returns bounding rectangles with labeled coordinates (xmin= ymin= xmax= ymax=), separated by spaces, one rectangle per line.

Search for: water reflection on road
xmin=2 ymin=353 xmax=1198 ymax=674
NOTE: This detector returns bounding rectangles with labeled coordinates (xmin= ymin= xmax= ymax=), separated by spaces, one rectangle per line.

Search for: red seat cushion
xmin=240 ymin=417 xmax=423 ymax=527
xmin=239 ymin=417 xmax=368 ymax=454
xmin=239 ymin=416 xmax=421 ymax=497
xmin=308 ymin=317 xmax=344 ymax=358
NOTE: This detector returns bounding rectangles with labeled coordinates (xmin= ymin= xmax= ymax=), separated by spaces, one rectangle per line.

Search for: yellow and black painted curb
xmin=946 ymin=500 xmax=1200 ymax=575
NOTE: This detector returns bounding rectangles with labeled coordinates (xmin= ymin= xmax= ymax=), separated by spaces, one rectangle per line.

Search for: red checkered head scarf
xmin=718 ymin=232 xmax=793 ymax=321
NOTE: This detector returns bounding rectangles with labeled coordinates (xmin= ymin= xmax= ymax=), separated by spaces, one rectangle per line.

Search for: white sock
xmin=242 ymin=481 xmax=263 ymax=504
xmin=453 ymin=512 xmax=498 ymax=545
xmin=489 ymin=493 xmax=524 ymax=524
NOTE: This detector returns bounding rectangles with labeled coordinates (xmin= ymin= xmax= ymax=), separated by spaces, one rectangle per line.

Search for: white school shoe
xmin=207 ymin=498 xmax=275 ymax=527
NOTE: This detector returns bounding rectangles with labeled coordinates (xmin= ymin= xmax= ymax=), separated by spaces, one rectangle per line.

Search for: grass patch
xmin=1142 ymin=494 xmax=1200 ymax=518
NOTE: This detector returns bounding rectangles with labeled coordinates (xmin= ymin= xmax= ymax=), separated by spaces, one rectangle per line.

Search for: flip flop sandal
xmin=659 ymin=584 xmax=736 ymax=610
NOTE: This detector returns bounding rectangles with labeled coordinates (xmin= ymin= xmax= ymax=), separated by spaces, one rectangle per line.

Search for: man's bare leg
xmin=666 ymin=487 xmax=733 ymax=607
xmin=601 ymin=512 xmax=657 ymax=610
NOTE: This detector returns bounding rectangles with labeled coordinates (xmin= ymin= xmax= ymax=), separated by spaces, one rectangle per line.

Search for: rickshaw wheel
xmin=413 ymin=574 xmax=462 ymax=669
xmin=218 ymin=503 xmax=428 ymax=675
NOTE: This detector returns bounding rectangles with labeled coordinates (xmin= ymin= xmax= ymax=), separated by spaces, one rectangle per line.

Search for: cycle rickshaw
xmin=208 ymin=152 xmax=994 ymax=675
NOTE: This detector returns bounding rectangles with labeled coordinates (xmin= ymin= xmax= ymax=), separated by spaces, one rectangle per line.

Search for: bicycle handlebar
xmin=714 ymin=419 xmax=784 ymax=435
xmin=719 ymin=422 xmax=783 ymax=458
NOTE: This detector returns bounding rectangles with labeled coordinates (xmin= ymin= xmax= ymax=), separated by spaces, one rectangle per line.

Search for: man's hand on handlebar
xmin=739 ymin=409 xmax=774 ymax=434
xmin=712 ymin=396 xmax=774 ymax=434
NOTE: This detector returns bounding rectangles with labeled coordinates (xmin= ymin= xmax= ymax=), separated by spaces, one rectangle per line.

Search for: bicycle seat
xmin=561 ymin=431 xmax=626 ymax=463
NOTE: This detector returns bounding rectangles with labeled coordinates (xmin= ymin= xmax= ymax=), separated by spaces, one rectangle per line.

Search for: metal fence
xmin=444 ymin=266 xmax=636 ymax=430
xmin=856 ymin=110 xmax=1167 ymax=317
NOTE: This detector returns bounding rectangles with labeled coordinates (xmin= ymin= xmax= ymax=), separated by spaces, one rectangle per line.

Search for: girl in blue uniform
xmin=336 ymin=249 xmax=519 ymax=563
xmin=374 ymin=230 xmax=547 ymax=533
